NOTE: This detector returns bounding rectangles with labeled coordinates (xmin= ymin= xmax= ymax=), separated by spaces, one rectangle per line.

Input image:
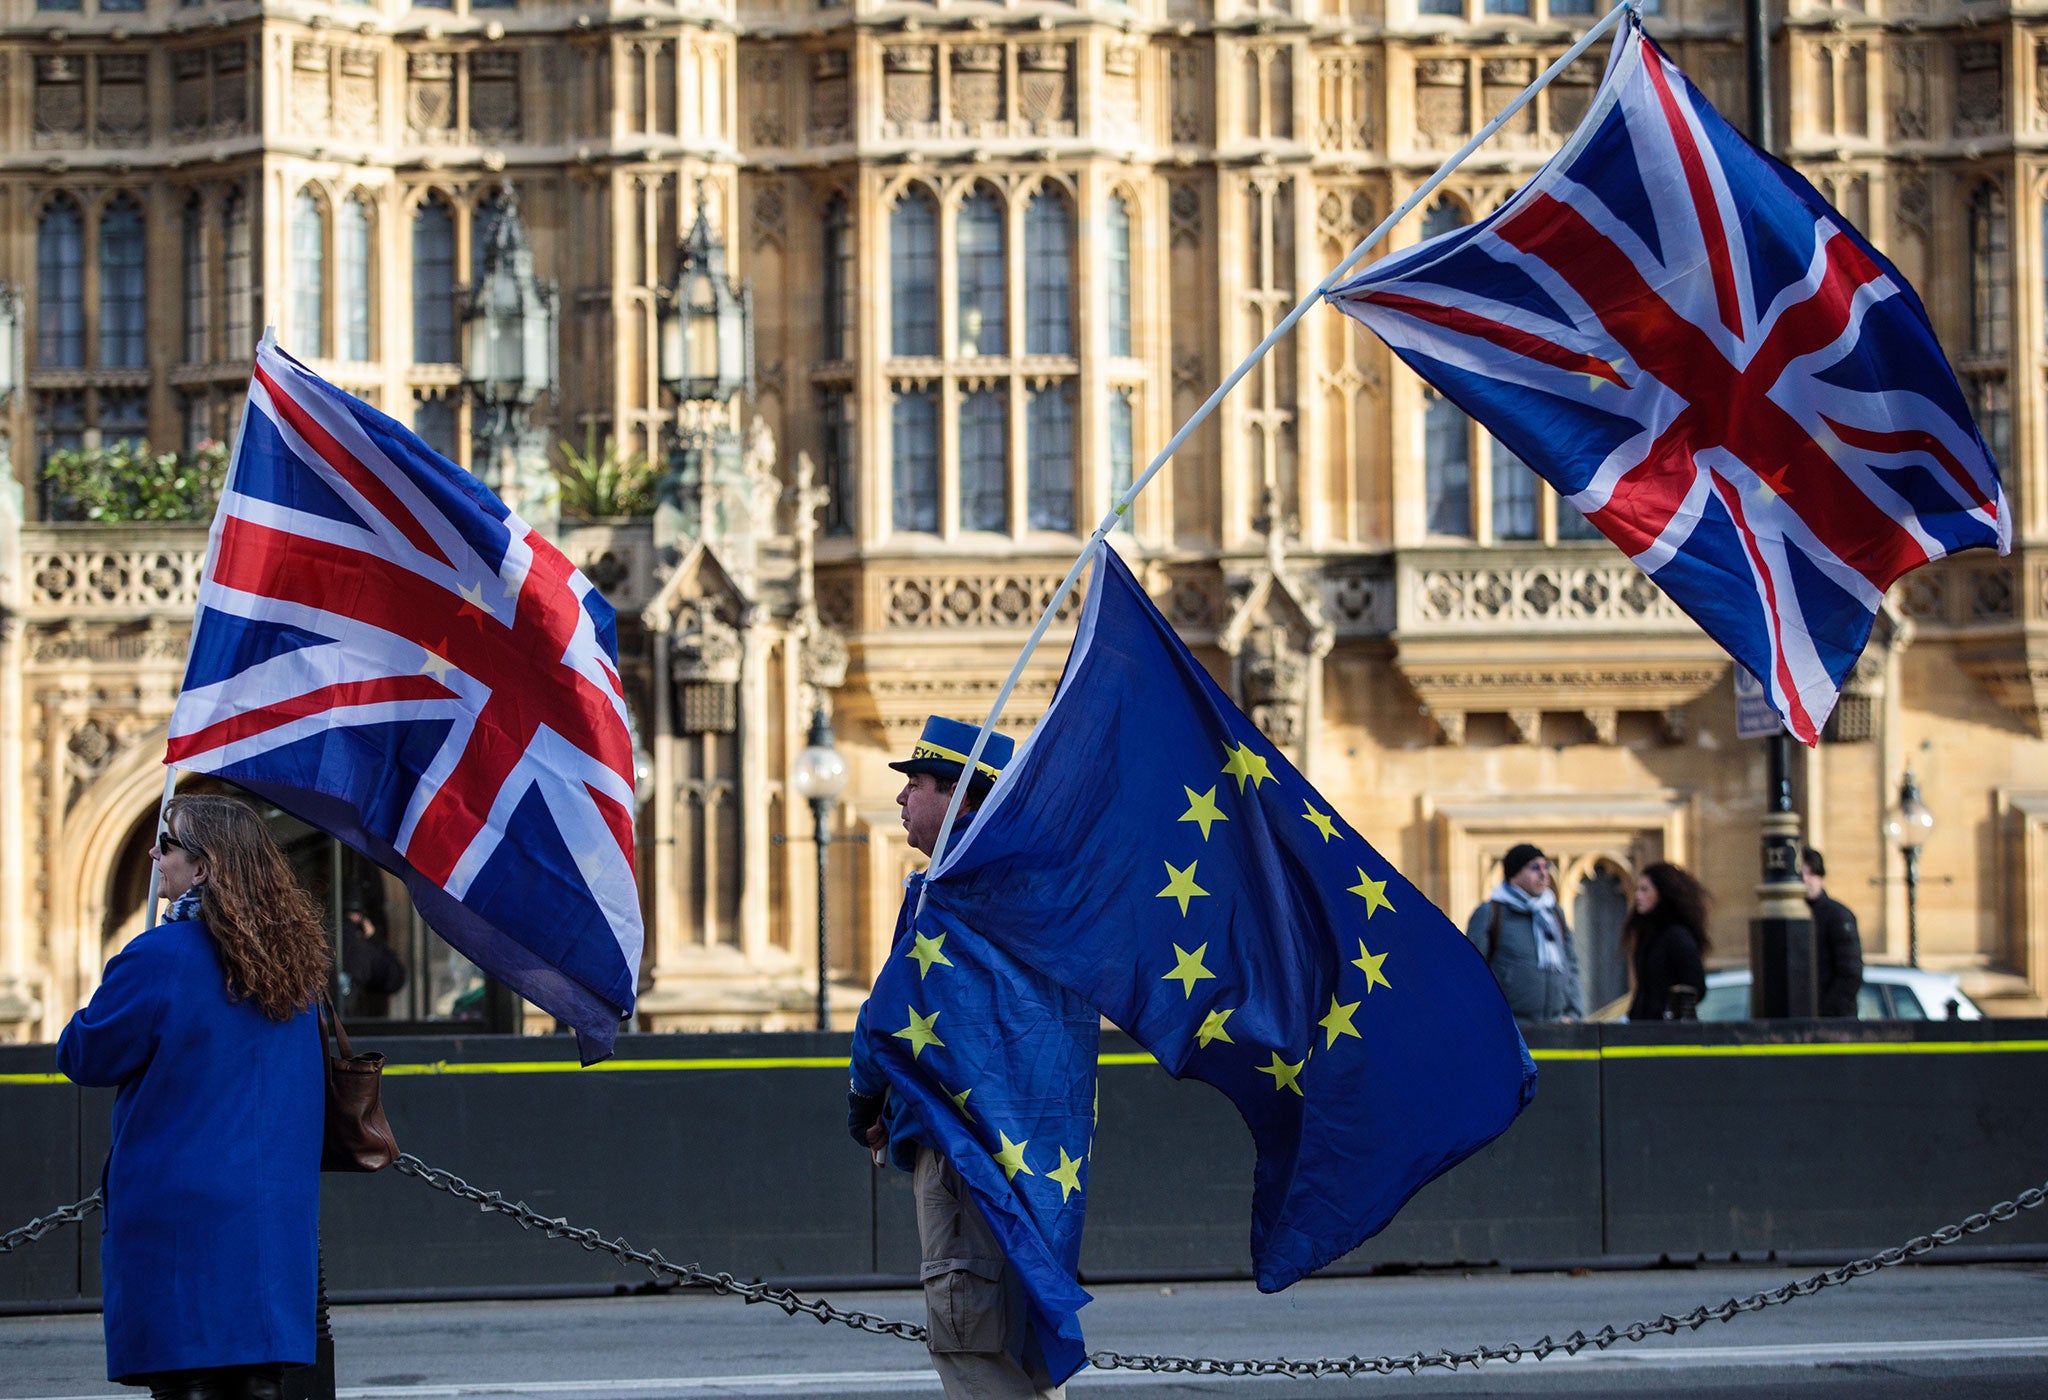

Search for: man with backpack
xmin=1464 ymin=844 xmax=1584 ymax=1022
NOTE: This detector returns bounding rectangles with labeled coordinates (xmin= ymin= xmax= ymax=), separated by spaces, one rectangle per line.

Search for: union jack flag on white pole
xmin=168 ymin=341 xmax=642 ymax=1061
xmin=1328 ymin=18 xmax=2009 ymax=744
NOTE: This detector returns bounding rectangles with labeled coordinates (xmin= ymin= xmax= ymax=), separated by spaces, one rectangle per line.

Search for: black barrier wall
xmin=4 ymin=1021 xmax=2045 ymax=1309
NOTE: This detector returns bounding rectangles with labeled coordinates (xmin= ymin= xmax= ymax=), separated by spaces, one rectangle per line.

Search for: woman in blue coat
xmin=59 ymin=794 xmax=331 ymax=1400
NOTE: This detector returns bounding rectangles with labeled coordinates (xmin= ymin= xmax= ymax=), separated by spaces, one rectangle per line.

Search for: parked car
xmin=1589 ymin=966 xmax=1983 ymax=1022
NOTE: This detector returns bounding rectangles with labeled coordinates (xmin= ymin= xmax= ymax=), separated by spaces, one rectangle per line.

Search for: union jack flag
xmin=1328 ymin=21 xmax=2009 ymax=744
xmin=168 ymin=344 xmax=642 ymax=1061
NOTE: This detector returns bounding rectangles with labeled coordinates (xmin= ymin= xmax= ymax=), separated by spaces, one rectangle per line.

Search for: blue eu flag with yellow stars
xmin=862 ymin=875 xmax=1101 ymax=1384
xmin=922 ymin=542 xmax=1537 ymax=1293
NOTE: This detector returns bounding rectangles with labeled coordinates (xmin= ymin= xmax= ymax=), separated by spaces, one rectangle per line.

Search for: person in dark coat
xmin=1623 ymin=861 xmax=1710 ymax=1022
xmin=1463 ymin=843 xmax=1584 ymax=1021
xmin=58 ymin=794 xmax=331 ymax=1400
xmin=1802 ymin=848 xmax=1865 ymax=1018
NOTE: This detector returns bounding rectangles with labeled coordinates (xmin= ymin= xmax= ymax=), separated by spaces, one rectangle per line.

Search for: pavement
xmin=5 ymin=1262 xmax=2047 ymax=1399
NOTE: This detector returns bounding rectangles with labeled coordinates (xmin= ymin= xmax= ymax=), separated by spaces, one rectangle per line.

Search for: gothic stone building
xmin=1 ymin=0 xmax=2045 ymax=1041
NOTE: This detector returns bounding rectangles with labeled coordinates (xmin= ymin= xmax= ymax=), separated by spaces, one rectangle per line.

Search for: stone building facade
xmin=0 ymin=0 xmax=2044 ymax=1042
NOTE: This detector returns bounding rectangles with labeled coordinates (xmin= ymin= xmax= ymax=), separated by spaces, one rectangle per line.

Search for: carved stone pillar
xmin=0 ymin=479 xmax=37 ymax=1041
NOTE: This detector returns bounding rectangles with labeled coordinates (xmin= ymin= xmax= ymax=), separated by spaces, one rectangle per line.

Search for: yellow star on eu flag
xmin=1162 ymin=942 xmax=1216 ymax=997
xmin=1197 ymin=1007 xmax=1235 ymax=1047
xmin=892 ymin=1007 xmax=944 ymax=1059
xmin=1047 ymin=1146 xmax=1085 ymax=1202
xmin=948 ymin=1084 xmax=972 ymax=1112
xmin=1319 ymin=995 xmax=1362 ymax=1047
xmin=906 ymin=931 xmax=953 ymax=979
xmin=1353 ymin=940 xmax=1391 ymax=992
xmin=1222 ymin=740 xmax=1273 ymax=794
xmin=994 ymin=1132 xmax=1034 ymax=1181
xmin=1157 ymin=860 xmax=1208 ymax=916
xmin=1348 ymin=868 xmax=1394 ymax=917
xmin=1257 ymin=1051 xmax=1305 ymax=1096
xmin=1301 ymin=802 xmax=1340 ymax=842
xmin=1179 ymin=786 xmax=1229 ymax=841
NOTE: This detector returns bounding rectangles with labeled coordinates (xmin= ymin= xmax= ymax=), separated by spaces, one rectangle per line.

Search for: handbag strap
xmin=320 ymin=993 xmax=357 ymax=1060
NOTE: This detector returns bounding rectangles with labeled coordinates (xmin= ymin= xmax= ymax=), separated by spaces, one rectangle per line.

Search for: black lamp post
xmin=1886 ymin=769 xmax=1935 ymax=969
xmin=463 ymin=184 xmax=559 ymax=534
xmin=655 ymin=191 xmax=753 ymax=551
xmin=789 ymin=706 xmax=849 ymax=1030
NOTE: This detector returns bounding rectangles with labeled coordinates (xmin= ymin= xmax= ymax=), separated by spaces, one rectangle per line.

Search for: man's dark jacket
xmin=1808 ymin=889 xmax=1864 ymax=1017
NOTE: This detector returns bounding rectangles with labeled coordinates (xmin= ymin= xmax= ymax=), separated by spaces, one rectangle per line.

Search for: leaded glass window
xmin=412 ymin=197 xmax=457 ymax=363
xmin=1024 ymin=189 xmax=1074 ymax=356
xmin=340 ymin=196 xmax=372 ymax=362
xmin=957 ymin=189 xmax=1006 ymax=358
xmin=960 ymin=389 xmax=1008 ymax=532
xmin=1106 ymin=195 xmax=1133 ymax=359
xmin=291 ymin=188 xmax=325 ymax=357
xmin=891 ymin=190 xmax=939 ymax=357
xmin=1026 ymin=383 xmax=1074 ymax=531
xmin=1424 ymin=390 xmax=1472 ymax=537
xmin=37 ymin=198 xmax=84 ymax=369
xmin=892 ymin=389 xmax=939 ymax=531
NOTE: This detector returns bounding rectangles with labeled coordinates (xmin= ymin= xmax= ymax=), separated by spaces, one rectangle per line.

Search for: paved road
xmin=6 ymin=1263 xmax=2047 ymax=1399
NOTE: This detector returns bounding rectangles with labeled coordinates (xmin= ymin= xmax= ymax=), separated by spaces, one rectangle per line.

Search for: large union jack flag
xmin=169 ymin=344 xmax=642 ymax=1061
xmin=1328 ymin=20 xmax=2009 ymax=744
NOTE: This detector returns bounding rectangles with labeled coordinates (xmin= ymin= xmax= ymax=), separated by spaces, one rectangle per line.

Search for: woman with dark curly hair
xmin=59 ymin=794 xmax=331 ymax=1400
xmin=1623 ymin=861 xmax=1711 ymax=1022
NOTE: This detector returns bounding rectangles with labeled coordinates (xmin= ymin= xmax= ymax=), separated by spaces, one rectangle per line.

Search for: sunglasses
xmin=157 ymin=829 xmax=192 ymax=856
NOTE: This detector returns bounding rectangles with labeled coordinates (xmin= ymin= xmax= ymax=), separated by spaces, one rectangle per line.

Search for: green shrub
xmin=42 ymin=440 xmax=232 ymax=523
xmin=554 ymin=427 xmax=655 ymax=518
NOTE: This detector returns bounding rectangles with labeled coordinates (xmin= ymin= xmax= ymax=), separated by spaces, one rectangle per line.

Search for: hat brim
xmin=888 ymin=757 xmax=964 ymax=780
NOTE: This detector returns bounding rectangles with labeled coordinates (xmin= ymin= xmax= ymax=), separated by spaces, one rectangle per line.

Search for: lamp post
xmin=1885 ymin=769 xmax=1935 ymax=968
xmin=462 ymin=184 xmax=560 ymax=537
xmin=790 ymin=706 xmax=848 ymax=1030
xmin=655 ymin=190 xmax=752 ymax=554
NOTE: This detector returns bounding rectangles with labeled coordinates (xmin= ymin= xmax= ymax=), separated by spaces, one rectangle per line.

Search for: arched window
xmin=222 ymin=185 xmax=253 ymax=359
xmin=892 ymin=389 xmax=940 ymax=531
xmin=960 ymin=388 xmax=1008 ymax=532
xmin=1024 ymin=188 xmax=1074 ymax=356
xmin=1421 ymin=197 xmax=1469 ymax=241
xmin=957 ymin=188 xmax=1006 ymax=357
xmin=36 ymin=198 xmax=84 ymax=369
xmin=890 ymin=188 xmax=939 ymax=357
xmin=822 ymin=194 xmax=855 ymax=362
xmin=99 ymin=196 xmax=147 ymax=368
xmin=291 ymin=188 xmax=325 ymax=357
xmin=182 ymin=194 xmax=208 ymax=365
xmin=1106 ymin=194 xmax=1133 ymax=358
xmin=412 ymin=196 xmax=457 ymax=363
xmin=1490 ymin=436 xmax=1538 ymax=541
xmin=340 ymin=196 xmax=372 ymax=362
xmin=1423 ymin=389 xmax=1471 ymax=537
xmin=1108 ymin=389 xmax=1134 ymax=531
xmin=1969 ymin=182 xmax=2010 ymax=357
xmin=1027 ymin=382 xmax=1074 ymax=531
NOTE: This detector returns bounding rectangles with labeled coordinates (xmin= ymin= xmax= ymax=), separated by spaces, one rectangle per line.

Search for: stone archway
xmin=45 ymin=726 xmax=180 ymax=1038
xmin=1558 ymin=851 xmax=1636 ymax=1013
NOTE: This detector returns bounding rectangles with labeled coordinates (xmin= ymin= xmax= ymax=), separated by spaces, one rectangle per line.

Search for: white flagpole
xmin=916 ymin=3 xmax=1637 ymax=895
xmin=146 ymin=326 xmax=276 ymax=930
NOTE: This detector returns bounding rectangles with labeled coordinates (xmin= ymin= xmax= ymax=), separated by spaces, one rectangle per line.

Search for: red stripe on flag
xmin=1710 ymin=472 xmax=1820 ymax=744
xmin=167 ymin=674 xmax=458 ymax=764
xmin=1360 ymin=290 xmax=1628 ymax=388
xmin=1642 ymin=49 xmax=1744 ymax=341
xmin=253 ymin=363 xmax=457 ymax=570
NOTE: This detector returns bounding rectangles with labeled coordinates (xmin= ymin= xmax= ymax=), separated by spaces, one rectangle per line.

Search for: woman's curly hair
xmin=165 ymin=794 xmax=330 ymax=1020
xmin=1623 ymin=859 xmax=1713 ymax=957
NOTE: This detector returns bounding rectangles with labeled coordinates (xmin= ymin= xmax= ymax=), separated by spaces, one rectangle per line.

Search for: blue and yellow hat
xmin=889 ymin=715 xmax=1015 ymax=788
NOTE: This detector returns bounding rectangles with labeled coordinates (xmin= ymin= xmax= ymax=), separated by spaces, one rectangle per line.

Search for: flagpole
xmin=917 ymin=3 xmax=1638 ymax=893
xmin=146 ymin=326 xmax=276 ymax=931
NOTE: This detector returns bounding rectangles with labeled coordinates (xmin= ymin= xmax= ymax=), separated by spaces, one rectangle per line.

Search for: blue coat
xmin=57 ymin=918 xmax=323 ymax=1382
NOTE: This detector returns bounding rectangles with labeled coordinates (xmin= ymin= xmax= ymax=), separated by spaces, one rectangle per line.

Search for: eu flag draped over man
xmin=877 ymin=543 xmax=1532 ymax=1355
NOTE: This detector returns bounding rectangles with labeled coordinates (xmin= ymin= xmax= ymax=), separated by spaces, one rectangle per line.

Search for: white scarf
xmin=1490 ymin=880 xmax=1568 ymax=972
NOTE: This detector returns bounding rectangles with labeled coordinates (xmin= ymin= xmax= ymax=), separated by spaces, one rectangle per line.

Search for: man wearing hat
xmin=1464 ymin=844 xmax=1584 ymax=1022
xmin=847 ymin=717 xmax=1063 ymax=1400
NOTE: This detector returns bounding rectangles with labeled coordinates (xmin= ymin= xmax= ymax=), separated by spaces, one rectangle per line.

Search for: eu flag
xmin=861 ymin=877 xmax=1100 ymax=1385
xmin=924 ymin=543 xmax=1536 ymax=1291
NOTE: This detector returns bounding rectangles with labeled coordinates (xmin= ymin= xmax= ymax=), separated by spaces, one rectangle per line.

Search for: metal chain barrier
xmin=6 ymin=1163 xmax=2043 ymax=1379
xmin=0 ymin=1191 xmax=101 ymax=1255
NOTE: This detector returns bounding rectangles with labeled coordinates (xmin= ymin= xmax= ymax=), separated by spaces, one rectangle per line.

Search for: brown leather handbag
xmin=320 ymin=996 xmax=399 ymax=1172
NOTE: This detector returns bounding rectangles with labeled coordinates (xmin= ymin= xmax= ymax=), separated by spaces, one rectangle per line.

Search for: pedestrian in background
xmin=1623 ymin=861 xmax=1710 ymax=1021
xmin=58 ymin=794 xmax=330 ymax=1400
xmin=1802 ymin=848 xmax=1865 ymax=1018
xmin=1464 ymin=843 xmax=1584 ymax=1022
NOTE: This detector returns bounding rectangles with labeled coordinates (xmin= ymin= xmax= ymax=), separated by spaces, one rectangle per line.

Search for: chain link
xmin=389 ymin=1156 xmax=929 ymax=1343
xmin=0 ymin=1191 xmax=102 ymax=1255
xmin=6 ymin=1163 xmax=2043 ymax=1380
